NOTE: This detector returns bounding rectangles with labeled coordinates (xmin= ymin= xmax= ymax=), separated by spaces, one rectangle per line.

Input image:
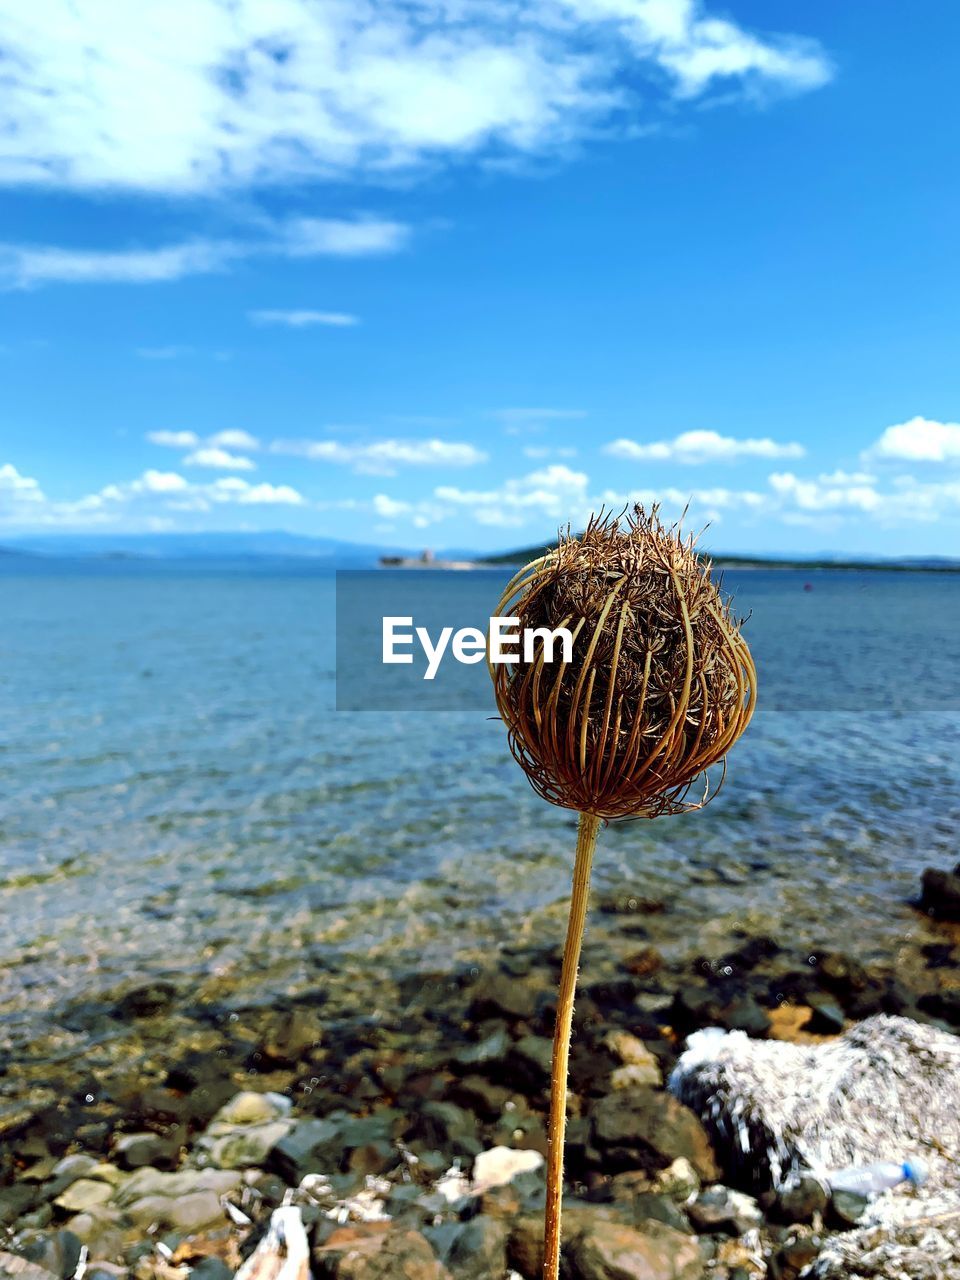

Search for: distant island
xmin=0 ymin=530 xmax=958 ymax=573
xmin=481 ymin=541 xmax=960 ymax=574
xmin=379 ymin=548 xmax=483 ymax=570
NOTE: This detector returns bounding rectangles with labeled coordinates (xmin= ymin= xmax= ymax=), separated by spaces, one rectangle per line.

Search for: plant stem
xmin=543 ymin=810 xmax=601 ymax=1280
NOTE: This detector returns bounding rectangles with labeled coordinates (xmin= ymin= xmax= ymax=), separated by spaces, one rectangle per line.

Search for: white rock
xmin=471 ymin=1146 xmax=544 ymax=1194
xmin=212 ymin=1090 xmax=292 ymax=1127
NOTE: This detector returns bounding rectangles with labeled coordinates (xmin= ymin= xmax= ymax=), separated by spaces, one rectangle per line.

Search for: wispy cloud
xmin=270 ymin=437 xmax=487 ymax=476
xmin=208 ymin=430 xmax=261 ymax=451
xmin=147 ymin=428 xmax=262 ymax=471
xmin=147 ymin=430 xmax=200 ymax=448
xmin=0 ymin=217 xmax=409 ymax=289
xmin=605 ymin=430 xmax=805 ymax=463
xmin=0 ymin=1 xmax=831 ymax=197
xmin=867 ymin=415 xmax=960 ymax=463
xmin=184 ymin=447 xmax=256 ymax=471
xmin=248 ymin=310 xmax=360 ymax=329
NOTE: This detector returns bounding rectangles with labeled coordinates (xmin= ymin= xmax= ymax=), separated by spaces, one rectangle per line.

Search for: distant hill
xmin=0 ymin=531 xmax=496 ymax=569
xmin=0 ymin=531 xmax=415 ymax=567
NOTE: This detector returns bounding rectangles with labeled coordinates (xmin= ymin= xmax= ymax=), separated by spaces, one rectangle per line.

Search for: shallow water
xmin=1 ymin=564 xmax=959 ymax=1049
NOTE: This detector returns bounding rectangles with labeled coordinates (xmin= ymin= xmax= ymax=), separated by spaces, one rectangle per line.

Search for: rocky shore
xmin=1 ymin=862 xmax=959 ymax=1280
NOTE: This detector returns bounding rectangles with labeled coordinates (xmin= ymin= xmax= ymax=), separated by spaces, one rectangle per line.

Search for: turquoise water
xmin=1 ymin=564 xmax=959 ymax=1047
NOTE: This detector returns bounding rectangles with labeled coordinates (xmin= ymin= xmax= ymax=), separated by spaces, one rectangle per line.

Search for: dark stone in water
xmin=113 ymin=1130 xmax=181 ymax=1170
xmin=671 ymin=985 xmax=770 ymax=1038
xmin=590 ymin=1088 xmax=720 ymax=1180
xmin=0 ymin=1182 xmax=39 ymax=1226
xmin=918 ymin=988 xmax=960 ymax=1027
xmin=270 ymin=1110 xmax=404 ymax=1183
xmin=621 ymin=947 xmax=663 ymax=978
xmin=722 ymin=936 xmax=782 ymax=972
xmin=598 ymin=893 xmax=666 ymax=917
xmin=451 ymin=1027 xmax=511 ymax=1072
xmin=111 ymin=981 xmax=179 ymax=1019
xmin=803 ymin=996 xmax=845 ymax=1036
xmin=921 ymin=867 xmax=960 ymax=920
xmin=815 ymin=952 xmax=869 ymax=996
xmin=253 ymin=1007 xmax=324 ymax=1068
xmin=404 ymin=1101 xmax=480 ymax=1158
xmin=446 ymin=1074 xmax=514 ymax=1121
xmin=503 ymin=1037 xmax=554 ymax=1096
xmin=469 ymin=972 xmax=542 ymax=1024
xmin=922 ymin=942 xmax=958 ymax=969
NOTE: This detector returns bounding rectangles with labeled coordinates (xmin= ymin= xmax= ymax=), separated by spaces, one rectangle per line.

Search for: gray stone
xmin=774 ymin=1176 xmax=828 ymax=1225
xmin=313 ymin=1224 xmax=450 ymax=1279
xmin=195 ymin=1119 xmax=293 ymax=1170
xmin=125 ymin=1189 xmax=225 ymax=1232
xmin=569 ymin=1219 xmax=703 ymax=1280
xmin=446 ymin=1216 xmax=508 ymax=1280
xmin=829 ymin=1188 xmax=869 ymax=1228
xmin=113 ymin=1131 xmax=180 ymax=1171
xmin=52 ymin=1181 xmax=113 ymax=1213
xmin=112 ymin=1166 xmax=240 ymax=1207
xmin=686 ymin=1186 xmax=763 ymax=1236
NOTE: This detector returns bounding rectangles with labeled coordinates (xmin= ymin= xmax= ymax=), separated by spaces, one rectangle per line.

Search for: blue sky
xmin=1 ymin=0 xmax=959 ymax=555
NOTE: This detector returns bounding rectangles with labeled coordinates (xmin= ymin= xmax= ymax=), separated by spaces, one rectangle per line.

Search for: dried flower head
xmin=489 ymin=505 xmax=756 ymax=819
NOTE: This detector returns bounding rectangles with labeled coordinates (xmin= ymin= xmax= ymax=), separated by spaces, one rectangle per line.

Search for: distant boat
xmin=378 ymin=548 xmax=480 ymax=570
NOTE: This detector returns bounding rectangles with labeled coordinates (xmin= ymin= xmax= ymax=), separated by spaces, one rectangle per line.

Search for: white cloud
xmin=868 ymin=416 xmax=960 ymax=463
xmin=271 ymin=437 xmax=487 ymax=475
xmin=435 ymin=463 xmax=591 ymax=526
xmin=0 ymin=1 xmax=831 ymax=196
xmin=148 ymin=430 xmax=201 ymax=448
xmin=373 ymin=494 xmax=413 ymax=519
xmin=208 ymin=429 xmax=261 ymax=451
xmin=1 ymin=462 xmax=307 ymax=528
xmin=248 ymin=309 xmax=359 ymax=328
xmin=184 ymin=446 xmax=256 ymax=471
xmin=0 ymin=461 xmax=46 ymax=510
xmin=138 ymin=469 xmax=190 ymax=494
xmin=768 ymin=471 xmax=881 ymax=513
xmin=605 ymin=430 xmax=805 ymax=463
xmin=0 ymin=217 xmax=408 ymax=289
xmin=233 ymin=481 xmax=303 ymax=506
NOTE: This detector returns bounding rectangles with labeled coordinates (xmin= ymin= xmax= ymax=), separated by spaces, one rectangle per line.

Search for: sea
xmin=1 ymin=561 xmax=959 ymax=1049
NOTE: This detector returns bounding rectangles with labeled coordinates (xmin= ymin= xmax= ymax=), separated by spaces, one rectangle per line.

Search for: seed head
xmin=489 ymin=506 xmax=756 ymax=819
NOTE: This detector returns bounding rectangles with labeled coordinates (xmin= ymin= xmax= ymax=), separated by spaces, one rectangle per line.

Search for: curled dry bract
xmin=489 ymin=506 xmax=756 ymax=819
